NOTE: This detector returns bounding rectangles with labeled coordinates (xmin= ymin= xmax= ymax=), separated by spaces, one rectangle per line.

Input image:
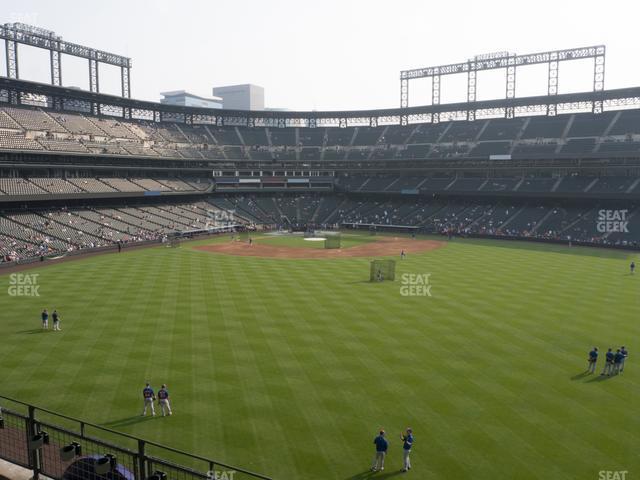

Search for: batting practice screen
xmin=370 ymin=259 xmax=396 ymax=281
xmin=324 ymin=233 xmax=342 ymax=249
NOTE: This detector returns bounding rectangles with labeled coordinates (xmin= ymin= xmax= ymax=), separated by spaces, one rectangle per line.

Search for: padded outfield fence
xmin=0 ymin=395 xmax=271 ymax=480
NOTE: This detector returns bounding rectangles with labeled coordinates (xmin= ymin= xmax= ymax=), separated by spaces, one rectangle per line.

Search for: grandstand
xmin=3 ymin=78 xmax=640 ymax=260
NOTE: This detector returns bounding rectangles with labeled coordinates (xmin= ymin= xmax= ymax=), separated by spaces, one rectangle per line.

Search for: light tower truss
xmin=400 ymin=46 xmax=606 ymax=119
xmin=0 ymin=23 xmax=132 ymax=98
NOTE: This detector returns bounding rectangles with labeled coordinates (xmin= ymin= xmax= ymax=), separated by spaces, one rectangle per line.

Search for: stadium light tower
xmin=400 ymin=45 xmax=606 ymax=120
xmin=0 ymin=23 xmax=132 ymax=98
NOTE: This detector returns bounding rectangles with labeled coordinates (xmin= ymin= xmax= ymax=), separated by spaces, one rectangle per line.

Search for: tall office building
xmin=160 ymin=90 xmax=223 ymax=109
xmin=212 ymin=84 xmax=264 ymax=111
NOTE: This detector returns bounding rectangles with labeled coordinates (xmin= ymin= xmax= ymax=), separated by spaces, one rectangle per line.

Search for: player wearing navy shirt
xmin=620 ymin=346 xmax=628 ymax=372
xmin=401 ymin=428 xmax=414 ymax=472
xmin=371 ymin=430 xmax=388 ymax=472
xmin=588 ymin=347 xmax=598 ymax=374
xmin=41 ymin=309 xmax=48 ymax=329
xmin=601 ymin=348 xmax=614 ymax=376
xmin=613 ymin=349 xmax=624 ymax=375
xmin=157 ymin=384 xmax=172 ymax=416
xmin=52 ymin=310 xmax=61 ymax=331
xmin=141 ymin=383 xmax=155 ymax=416
xmin=631 ymin=262 xmax=635 ymax=274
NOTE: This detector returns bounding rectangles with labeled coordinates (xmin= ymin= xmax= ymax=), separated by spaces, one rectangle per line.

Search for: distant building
xmin=160 ymin=90 xmax=223 ymax=109
xmin=212 ymin=84 xmax=264 ymax=111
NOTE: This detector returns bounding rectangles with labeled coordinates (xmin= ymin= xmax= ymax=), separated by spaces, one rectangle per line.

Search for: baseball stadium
xmin=0 ymin=10 xmax=638 ymax=480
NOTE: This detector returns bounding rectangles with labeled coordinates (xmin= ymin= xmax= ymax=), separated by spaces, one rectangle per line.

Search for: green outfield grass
xmin=254 ymin=233 xmax=374 ymax=249
xmin=0 ymin=235 xmax=638 ymax=480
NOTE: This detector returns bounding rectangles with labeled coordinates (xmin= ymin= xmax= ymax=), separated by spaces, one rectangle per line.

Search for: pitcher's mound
xmin=194 ymin=237 xmax=445 ymax=259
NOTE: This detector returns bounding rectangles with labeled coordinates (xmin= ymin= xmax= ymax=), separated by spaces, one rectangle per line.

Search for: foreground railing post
xmin=138 ymin=439 xmax=146 ymax=480
xmin=27 ymin=405 xmax=40 ymax=480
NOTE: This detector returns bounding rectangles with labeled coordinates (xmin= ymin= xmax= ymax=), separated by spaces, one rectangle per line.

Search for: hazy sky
xmin=3 ymin=0 xmax=640 ymax=111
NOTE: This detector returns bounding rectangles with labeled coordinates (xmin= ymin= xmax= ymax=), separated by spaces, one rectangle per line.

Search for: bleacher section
xmin=0 ymin=177 xmax=212 ymax=196
xmin=2 ymin=104 xmax=640 ymax=161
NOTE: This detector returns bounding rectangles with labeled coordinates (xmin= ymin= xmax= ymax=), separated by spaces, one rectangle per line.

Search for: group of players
xmin=40 ymin=308 xmax=61 ymax=331
xmin=371 ymin=428 xmax=414 ymax=473
xmin=588 ymin=346 xmax=628 ymax=375
xmin=141 ymin=382 xmax=173 ymax=417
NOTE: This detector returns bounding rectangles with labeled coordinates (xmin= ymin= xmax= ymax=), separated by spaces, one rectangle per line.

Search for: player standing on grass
xmin=620 ymin=346 xmax=628 ymax=372
xmin=601 ymin=348 xmax=614 ymax=376
xmin=141 ymin=383 xmax=155 ymax=416
xmin=371 ymin=430 xmax=388 ymax=472
xmin=613 ymin=349 xmax=624 ymax=375
xmin=588 ymin=347 xmax=598 ymax=373
xmin=52 ymin=309 xmax=61 ymax=331
xmin=401 ymin=428 xmax=414 ymax=472
xmin=631 ymin=261 xmax=635 ymax=275
xmin=41 ymin=308 xmax=49 ymax=330
xmin=157 ymin=384 xmax=172 ymax=416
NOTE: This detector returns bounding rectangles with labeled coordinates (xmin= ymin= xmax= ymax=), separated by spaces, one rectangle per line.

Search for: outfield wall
xmin=342 ymin=224 xmax=640 ymax=252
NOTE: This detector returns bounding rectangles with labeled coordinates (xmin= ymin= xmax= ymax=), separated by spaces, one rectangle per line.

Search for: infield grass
xmin=0 ymin=234 xmax=638 ymax=480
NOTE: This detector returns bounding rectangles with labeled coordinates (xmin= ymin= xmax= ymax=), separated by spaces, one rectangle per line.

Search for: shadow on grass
xmin=586 ymin=374 xmax=616 ymax=383
xmin=345 ymin=470 xmax=404 ymax=480
xmin=16 ymin=329 xmax=48 ymax=334
xmin=101 ymin=415 xmax=156 ymax=428
xmin=570 ymin=371 xmax=591 ymax=381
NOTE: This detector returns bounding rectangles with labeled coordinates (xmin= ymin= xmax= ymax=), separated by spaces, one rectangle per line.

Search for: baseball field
xmin=0 ymin=232 xmax=638 ymax=480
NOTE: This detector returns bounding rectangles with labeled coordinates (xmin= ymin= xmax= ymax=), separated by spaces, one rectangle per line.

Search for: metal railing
xmin=0 ymin=395 xmax=272 ymax=480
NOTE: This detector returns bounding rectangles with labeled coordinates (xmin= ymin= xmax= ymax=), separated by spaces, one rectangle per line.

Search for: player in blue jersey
xmin=371 ymin=430 xmax=388 ymax=472
xmin=141 ymin=383 xmax=155 ymax=416
xmin=620 ymin=346 xmax=628 ymax=372
xmin=52 ymin=309 xmax=61 ymax=331
xmin=157 ymin=384 xmax=172 ymax=416
xmin=613 ymin=349 xmax=624 ymax=375
xmin=401 ymin=428 xmax=414 ymax=472
xmin=601 ymin=348 xmax=614 ymax=376
xmin=41 ymin=308 xmax=49 ymax=329
xmin=631 ymin=261 xmax=635 ymax=275
xmin=587 ymin=347 xmax=598 ymax=374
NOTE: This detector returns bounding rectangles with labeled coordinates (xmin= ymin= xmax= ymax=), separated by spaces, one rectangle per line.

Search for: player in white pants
xmin=141 ymin=383 xmax=155 ymax=416
xmin=401 ymin=428 xmax=414 ymax=472
xmin=157 ymin=384 xmax=172 ymax=416
xmin=371 ymin=430 xmax=388 ymax=472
